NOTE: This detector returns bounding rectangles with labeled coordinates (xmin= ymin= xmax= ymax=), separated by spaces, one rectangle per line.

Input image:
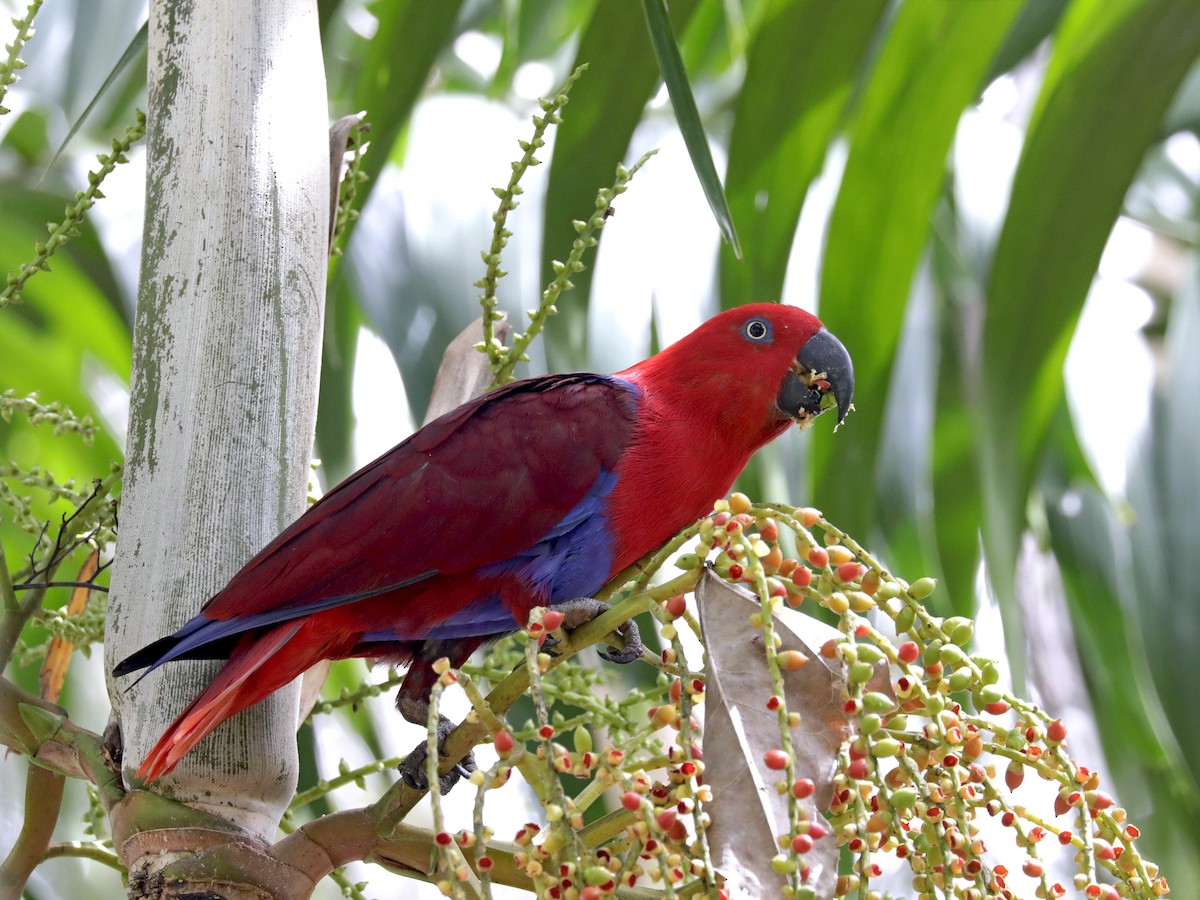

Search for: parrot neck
xmin=603 ymin=361 xmax=791 ymax=573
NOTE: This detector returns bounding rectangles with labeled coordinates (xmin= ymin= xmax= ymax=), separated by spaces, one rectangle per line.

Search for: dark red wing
xmin=199 ymin=374 xmax=639 ymax=621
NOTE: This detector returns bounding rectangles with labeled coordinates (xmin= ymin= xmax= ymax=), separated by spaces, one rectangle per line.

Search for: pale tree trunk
xmin=103 ymin=0 xmax=328 ymax=887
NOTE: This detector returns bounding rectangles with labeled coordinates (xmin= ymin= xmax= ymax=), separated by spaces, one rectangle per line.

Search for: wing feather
xmin=199 ymin=374 xmax=639 ymax=622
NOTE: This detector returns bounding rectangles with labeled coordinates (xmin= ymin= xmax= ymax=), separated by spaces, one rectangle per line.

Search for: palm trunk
xmin=103 ymin=0 xmax=328 ymax=883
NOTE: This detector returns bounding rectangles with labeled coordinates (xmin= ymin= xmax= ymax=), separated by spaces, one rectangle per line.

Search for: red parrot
xmin=115 ymin=302 xmax=853 ymax=788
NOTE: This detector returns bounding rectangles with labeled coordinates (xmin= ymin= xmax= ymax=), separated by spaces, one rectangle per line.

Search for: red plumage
xmin=117 ymin=302 xmax=852 ymax=783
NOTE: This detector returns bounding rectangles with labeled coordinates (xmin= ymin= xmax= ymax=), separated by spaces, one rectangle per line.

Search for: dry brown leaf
xmin=699 ymin=570 xmax=889 ymax=898
xmin=424 ymin=316 xmax=512 ymax=423
xmin=39 ymin=549 xmax=100 ymax=703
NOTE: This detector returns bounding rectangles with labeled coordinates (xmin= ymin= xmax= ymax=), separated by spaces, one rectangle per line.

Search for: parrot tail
xmin=136 ymin=621 xmax=311 ymax=782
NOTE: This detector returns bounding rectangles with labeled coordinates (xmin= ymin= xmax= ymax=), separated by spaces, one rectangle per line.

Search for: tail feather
xmin=136 ymin=622 xmax=307 ymax=782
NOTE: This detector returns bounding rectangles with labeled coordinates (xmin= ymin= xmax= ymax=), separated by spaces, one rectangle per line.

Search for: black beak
xmin=776 ymin=328 xmax=854 ymax=428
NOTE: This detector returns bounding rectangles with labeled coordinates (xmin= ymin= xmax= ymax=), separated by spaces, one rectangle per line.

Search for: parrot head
xmin=629 ymin=302 xmax=853 ymax=435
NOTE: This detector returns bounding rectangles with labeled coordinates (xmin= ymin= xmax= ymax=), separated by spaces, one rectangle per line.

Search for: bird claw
xmin=598 ymin=617 xmax=642 ymax=665
xmin=396 ymin=711 xmax=476 ymax=794
xmin=553 ymin=597 xmax=643 ymax=665
xmin=398 ymin=742 xmax=477 ymax=795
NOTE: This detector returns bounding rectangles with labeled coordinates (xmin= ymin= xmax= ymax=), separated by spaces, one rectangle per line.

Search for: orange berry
xmin=779 ymin=650 xmax=808 ymax=670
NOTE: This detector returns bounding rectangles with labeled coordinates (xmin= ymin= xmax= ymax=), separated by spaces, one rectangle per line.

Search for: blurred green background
xmin=3 ymin=0 xmax=1200 ymax=896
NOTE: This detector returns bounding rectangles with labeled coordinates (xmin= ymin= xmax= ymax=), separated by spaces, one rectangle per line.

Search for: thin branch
xmin=0 ymin=763 xmax=65 ymax=898
xmin=41 ymin=841 xmax=123 ymax=871
xmin=0 ymin=678 xmax=120 ymax=810
xmin=12 ymin=581 xmax=108 ymax=593
xmin=0 ymin=540 xmax=17 ymax=615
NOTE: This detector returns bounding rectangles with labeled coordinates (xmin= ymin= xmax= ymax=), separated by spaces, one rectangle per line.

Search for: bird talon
xmin=598 ymin=617 xmax=643 ymax=665
xmin=397 ymin=743 xmax=476 ymax=795
xmin=554 ymin=597 xmax=643 ymax=665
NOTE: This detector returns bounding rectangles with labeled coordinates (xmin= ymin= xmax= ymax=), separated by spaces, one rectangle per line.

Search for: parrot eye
xmin=742 ymin=317 xmax=772 ymax=343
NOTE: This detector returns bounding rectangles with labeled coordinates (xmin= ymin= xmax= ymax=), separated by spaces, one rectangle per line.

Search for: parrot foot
xmin=397 ymin=712 xmax=477 ymax=795
xmin=553 ymin=597 xmax=644 ymax=665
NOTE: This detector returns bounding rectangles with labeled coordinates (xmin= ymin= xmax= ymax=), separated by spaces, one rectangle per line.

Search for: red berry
xmin=792 ymin=834 xmax=813 ymax=854
xmin=1047 ymin=719 xmax=1067 ymax=743
xmin=1023 ymin=860 xmax=1043 ymax=878
xmin=759 ymin=518 xmax=779 ymax=542
xmin=494 ymin=730 xmax=515 ymax=753
xmin=728 ymin=563 xmax=744 ymax=580
xmin=985 ymin=700 xmax=1009 ymax=715
xmin=807 ymin=547 xmax=829 ymax=568
xmin=897 ymin=641 xmax=920 ymax=664
xmin=791 ymin=778 xmax=814 ymax=799
xmin=666 ymin=594 xmax=687 ymax=618
xmin=764 ymin=749 xmax=789 ymax=770
xmin=539 ymin=725 xmax=555 ymax=740
xmin=836 ymin=562 xmax=863 ymax=583
xmin=621 ymin=791 xmax=642 ymax=812
xmin=581 ymin=888 xmax=601 ymax=900
xmin=656 ymin=809 xmax=678 ymax=830
xmin=791 ymin=566 xmax=812 ymax=589
xmin=846 ymin=759 xmax=869 ymax=780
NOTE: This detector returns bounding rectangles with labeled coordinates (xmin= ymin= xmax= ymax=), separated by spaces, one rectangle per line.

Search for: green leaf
xmin=719 ymin=0 xmax=888 ymax=310
xmin=978 ymin=0 xmax=1200 ymax=624
xmin=1046 ymin=482 xmax=1200 ymax=889
xmin=317 ymin=0 xmax=465 ymax=476
xmin=349 ymin=0 xmax=466 ymax=215
xmin=315 ymin=278 xmax=363 ymax=484
xmin=42 ymin=20 xmax=148 ymax=182
xmin=987 ymin=0 xmax=1071 ymax=80
xmin=812 ymin=0 xmax=1024 ymax=539
xmin=640 ymin=0 xmax=740 ymax=257
xmin=540 ymin=0 xmax=701 ymax=372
